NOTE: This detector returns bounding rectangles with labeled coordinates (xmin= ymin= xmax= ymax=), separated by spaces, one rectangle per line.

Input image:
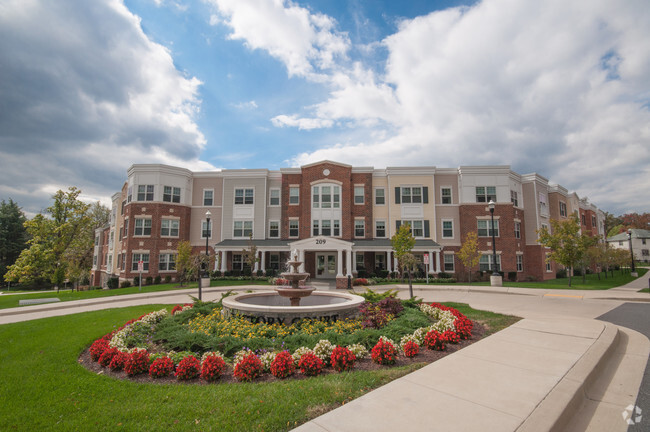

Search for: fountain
xmin=274 ymin=250 xmax=314 ymax=306
xmin=221 ymin=250 xmax=365 ymax=324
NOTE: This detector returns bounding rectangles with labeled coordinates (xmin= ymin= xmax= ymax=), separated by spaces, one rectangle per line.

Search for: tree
xmin=0 ymin=199 xmax=28 ymax=286
xmin=458 ymin=232 xmax=481 ymax=284
xmin=176 ymin=241 xmax=194 ymax=286
xmin=391 ymin=223 xmax=416 ymax=298
xmin=242 ymin=234 xmax=259 ymax=280
xmin=537 ymin=216 xmax=590 ymax=287
xmin=4 ymin=187 xmax=100 ymax=288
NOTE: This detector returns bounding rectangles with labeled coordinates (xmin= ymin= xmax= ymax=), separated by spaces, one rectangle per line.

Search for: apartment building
xmin=91 ymin=160 xmax=605 ymax=288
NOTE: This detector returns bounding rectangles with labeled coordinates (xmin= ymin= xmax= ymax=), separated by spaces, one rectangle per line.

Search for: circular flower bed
xmin=81 ymin=297 xmax=478 ymax=384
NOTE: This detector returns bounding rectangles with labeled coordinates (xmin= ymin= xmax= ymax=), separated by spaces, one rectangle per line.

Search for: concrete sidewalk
xmin=293 ymin=318 xmax=647 ymax=432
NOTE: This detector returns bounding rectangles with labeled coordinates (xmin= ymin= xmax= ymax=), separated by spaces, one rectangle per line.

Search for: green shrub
xmin=120 ymin=281 xmax=131 ymax=288
xmin=164 ymin=275 xmax=172 ymax=283
xmin=154 ymin=275 xmax=161 ymax=285
xmin=145 ymin=276 xmax=153 ymax=285
xmin=133 ymin=276 xmax=140 ymax=286
xmin=107 ymin=277 xmax=119 ymax=290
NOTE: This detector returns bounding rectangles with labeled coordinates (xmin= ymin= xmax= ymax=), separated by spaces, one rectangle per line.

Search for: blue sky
xmin=0 ymin=0 xmax=649 ymax=217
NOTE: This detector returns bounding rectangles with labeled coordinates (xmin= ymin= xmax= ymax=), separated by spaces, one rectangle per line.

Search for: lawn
xmin=473 ymin=267 xmax=648 ymax=290
xmin=0 ymin=279 xmax=270 ymax=311
xmin=0 ymin=303 xmax=518 ymax=431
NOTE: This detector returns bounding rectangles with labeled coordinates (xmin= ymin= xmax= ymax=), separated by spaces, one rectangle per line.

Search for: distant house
xmin=607 ymin=229 xmax=650 ymax=263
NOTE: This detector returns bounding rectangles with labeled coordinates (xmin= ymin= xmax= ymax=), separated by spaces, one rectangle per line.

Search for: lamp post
xmin=627 ymin=229 xmax=637 ymax=276
xmin=199 ymin=210 xmax=211 ymax=301
xmin=488 ymin=200 xmax=502 ymax=286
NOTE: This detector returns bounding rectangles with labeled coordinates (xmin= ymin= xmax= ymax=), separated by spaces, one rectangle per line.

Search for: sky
xmin=0 ymin=0 xmax=649 ymax=218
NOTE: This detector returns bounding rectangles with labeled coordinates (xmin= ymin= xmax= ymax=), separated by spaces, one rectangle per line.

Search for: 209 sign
xmin=316 ymin=239 xmax=326 ymax=245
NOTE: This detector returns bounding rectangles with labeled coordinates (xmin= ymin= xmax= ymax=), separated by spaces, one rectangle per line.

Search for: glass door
xmin=316 ymin=254 xmax=337 ymax=278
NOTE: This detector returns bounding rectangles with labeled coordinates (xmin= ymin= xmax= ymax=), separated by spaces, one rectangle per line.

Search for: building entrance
xmin=316 ymin=253 xmax=337 ymax=278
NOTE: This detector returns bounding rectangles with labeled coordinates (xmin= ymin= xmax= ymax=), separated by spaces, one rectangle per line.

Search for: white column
xmin=394 ymin=255 xmax=399 ymax=273
xmin=220 ymin=251 xmax=228 ymax=272
xmin=435 ymin=251 xmax=441 ymax=274
xmin=299 ymin=249 xmax=305 ymax=273
xmin=428 ymin=251 xmax=434 ymax=274
xmin=352 ymin=251 xmax=357 ymax=273
xmin=253 ymin=252 xmax=260 ymax=273
xmin=387 ymin=251 xmax=392 ymax=272
xmin=346 ymin=248 xmax=353 ymax=277
xmin=260 ymin=251 xmax=266 ymax=274
xmin=337 ymin=249 xmax=343 ymax=277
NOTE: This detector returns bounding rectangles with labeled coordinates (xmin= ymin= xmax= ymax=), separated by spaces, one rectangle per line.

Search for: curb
xmin=516 ymin=323 xmax=620 ymax=431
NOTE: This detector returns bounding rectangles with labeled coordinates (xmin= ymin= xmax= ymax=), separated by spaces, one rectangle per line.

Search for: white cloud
xmin=271 ymin=114 xmax=333 ymax=130
xmin=0 ymin=0 xmax=212 ymax=214
xmin=232 ymin=100 xmax=259 ymax=110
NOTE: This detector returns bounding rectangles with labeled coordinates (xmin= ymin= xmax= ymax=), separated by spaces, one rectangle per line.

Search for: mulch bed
xmin=78 ymin=321 xmax=486 ymax=385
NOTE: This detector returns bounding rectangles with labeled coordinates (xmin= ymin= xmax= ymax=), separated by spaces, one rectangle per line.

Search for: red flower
xmin=270 ymin=351 xmax=295 ymax=379
xmin=201 ymin=355 xmax=227 ymax=382
xmin=124 ymin=349 xmax=150 ymax=376
xmin=98 ymin=347 xmax=120 ymax=367
xmin=234 ymin=353 xmax=263 ymax=382
xmin=149 ymin=357 xmax=174 ymax=378
xmin=330 ymin=346 xmax=356 ymax=372
xmin=298 ymin=352 xmax=324 ymax=377
xmin=89 ymin=339 xmax=110 ymax=362
xmin=175 ymin=356 xmax=201 ymax=380
xmin=108 ymin=351 xmax=130 ymax=371
xmin=371 ymin=340 xmax=397 ymax=365
xmin=424 ymin=330 xmax=445 ymax=351
xmin=402 ymin=341 xmax=420 ymax=358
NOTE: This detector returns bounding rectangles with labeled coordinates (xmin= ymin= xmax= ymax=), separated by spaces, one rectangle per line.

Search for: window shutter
xmin=423 ymin=187 xmax=429 ymax=204
xmin=396 ymin=220 xmax=402 ymax=230
xmin=395 ymin=187 xmax=401 ymax=204
xmin=424 ymin=220 xmax=430 ymax=238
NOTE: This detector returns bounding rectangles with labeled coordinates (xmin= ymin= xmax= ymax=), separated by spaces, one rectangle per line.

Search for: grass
xmin=472 ymin=267 xmax=648 ymax=290
xmin=0 ymin=279 xmax=270 ymax=311
xmin=0 ymin=302 xmax=517 ymax=431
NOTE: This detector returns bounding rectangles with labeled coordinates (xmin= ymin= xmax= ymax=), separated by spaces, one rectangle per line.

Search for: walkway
xmin=1 ymin=272 xmax=649 ymax=431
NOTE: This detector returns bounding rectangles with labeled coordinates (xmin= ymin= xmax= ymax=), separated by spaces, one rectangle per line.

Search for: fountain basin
xmin=222 ymin=291 xmax=365 ymax=324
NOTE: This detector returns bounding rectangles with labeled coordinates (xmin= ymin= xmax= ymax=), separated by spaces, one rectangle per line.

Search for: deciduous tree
xmin=458 ymin=232 xmax=481 ymax=284
xmin=242 ymin=234 xmax=259 ymax=280
xmin=391 ymin=223 xmax=416 ymax=298
xmin=537 ymin=216 xmax=591 ymax=287
xmin=0 ymin=199 xmax=28 ymax=285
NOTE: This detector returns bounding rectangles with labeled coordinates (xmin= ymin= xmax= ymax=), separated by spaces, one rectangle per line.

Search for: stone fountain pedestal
xmin=275 ymin=257 xmax=314 ymax=306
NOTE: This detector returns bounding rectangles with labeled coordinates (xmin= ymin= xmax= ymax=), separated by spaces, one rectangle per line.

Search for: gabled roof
xmin=607 ymin=229 xmax=650 ymax=242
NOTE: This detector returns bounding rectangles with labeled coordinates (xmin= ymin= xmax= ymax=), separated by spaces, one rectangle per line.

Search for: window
xmin=289 ymin=220 xmax=299 ymax=237
xmin=375 ymin=220 xmax=386 ymax=238
xmin=581 ymin=214 xmax=586 ymax=225
xmin=159 ymin=253 xmax=176 ymax=271
xmin=516 ymin=255 xmax=523 ymax=272
xmin=132 ymin=253 xmax=149 ymax=271
xmin=355 ymin=253 xmax=365 ymax=271
xmin=127 ymin=186 xmax=133 ymax=203
xmin=269 ymin=189 xmax=280 ymax=206
xmin=137 ymin=185 xmax=154 ymax=201
xmin=442 ymin=220 xmax=453 ymax=239
xmin=289 ymin=187 xmax=299 ymax=205
xmin=232 ymin=254 xmax=243 ymax=271
xmin=119 ymin=225 xmax=123 ymax=241
xmin=233 ymin=221 xmax=253 ymax=237
xmin=121 ymin=200 xmax=126 ymax=215
xmin=269 ymin=254 xmax=280 ymax=270
xmin=354 ymin=186 xmax=365 ymax=204
xmin=94 ymin=235 xmax=99 ymax=246
xmin=643 ymin=239 xmax=647 ymax=245
xmin=312 ymin=219 xmax=337 ymax=236
xmin=333 ymin=220 xmax=340 ymax=236
xmin=313 ymin=185 xmax=340 ymax=209
xmin=441 ymin=187 xmax=452 ymax=204
xmin=514 ymin=222 xmax=521 ymax=239
xmin=93 ymin=255 xmax=97 ymax=267
xmin=134 ymin=218 xmax=151 ymax=236
xmin=476 ymin=186 xmax=496 ymax=203
xmin=642 ymin=249 xmax=649 ymax=256
xmin=479 ymin=255 xmax=501 ymax=272
xmin=591 ymin=216 xmax=596 ymax=227
xmin=121 ymin=253 xmax=126 ymax=271
xmin=269 ymin=221 xmax=279 ymax=238
xmin=355 ymin=219 xmax=365 ymax=237
xmin=203 ymin=189 xmax=213 ymax=206
xmin=235 ymin=188 xmax=254 ymax=205
xmin=539 ymin=193 xmax=548 ymax=216
xmin=619 ymin=241 xmax=623 ymax=246
xmin=124 ymin=219 xmax=129 ymax=237
xmin=400 ymin=220 xmax=425 ymax=238
xmin=202 ymin=221 xmax=212 ymax=239
xmin=163 ymin=186 xmax=181 ymax=203
xmin=545 ymin=254 xmax=552 ymax=272
xmin=375 ymin=254 xmax=385 ymax=270
xmin=312 ymin=220 xmax=319 ymax=236
xmin=559 ymin=201 xmax=567 ymax=217
xmin=477 ymin=219 xmax=499 ymax=237
xmin=541 ymin=223 xmax=549 ymax=235
xmin=401 ymin=187 xmax=422 ymax=204
xmin=161 ymin=219 xmax=179 ymax=237
xmin=375 ymin=188 xmax=385 ymax=205
xmin=511 ymin=190 xmax=518 ymax=207
xmin=444 ymin=254 xmax=455 ymax=272
xmin=321 ymin=220 xmax=331 ymax=236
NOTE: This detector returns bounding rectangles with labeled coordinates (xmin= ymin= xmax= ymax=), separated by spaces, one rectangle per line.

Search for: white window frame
xmin=516 ymin=254 xmax=523 ymax=272
xmin=475 ymin=186 xmax=496 ymax=203
xmin=201 ymin=220 xmax=212 ymax=239
xmin=233 ymin=220 xmax=253 ymax=238
xmin=354 ymin=185 xmax=365 ymax=205
xmin=545 ymin=254 xmax=552 ymax=272
xmin=235 ymin=187 xmax=254 ymax=205
xmin=269 ymin=220 xmax=280 ymax=238
xmin=134 ymin=218 xmax=152 ymax=236
xmin=289 ymin=186 xmax=300 ymax=205
xmin=354 ymin=219 xmax=365 ymax=238
xmin=161 ymin=219 xmax=179 ymax=237
xmin=401 ymin=186 xmax=422 ymax=204
xmin=355 ymin=253 xmax=365 ymax=271
xmin=443 ymin=254 xmax=455 ymax=272
xmin=269 ymin=188 xmax=280 ymax=206
xmin=374 ymin=188 xmax=385 ymax=205
xmin=159 ymin=253 xmax=177 ymax=272
xmin=163 ymin=186 xmax=181 ymax=203
xmin=289 ymin=219 xmax=299 ymax=238
xmin=441 ymin=187 xmax=452 ymax=204
xmin=514 ymin=221 xmax=521 ymax=239
xmin=375 ymin=220 xmax=386 ymax=238
xmin=559 ymin=201 xmax=567 ymax=217
xmin=477 ymin=219 xmax=499 ymax=237
xmin=132 ymin=252 xmax=150 ymax=272
xmin=442 ymin=219 xmax=454 ymax=239
xmin=511 ymin=190 xmax=518 ymax=207
xmin=479 ymin=254 xmax=501 ymax=272
xmin=232 ymin=254 xmax=243 ymax=271
xmin=203 ymin=189 xmax=214 ymax=206
xmin=402 ymin=220 xmax=424 ymax=238
xmin=137 ymin=185 xmax=154 ymax=202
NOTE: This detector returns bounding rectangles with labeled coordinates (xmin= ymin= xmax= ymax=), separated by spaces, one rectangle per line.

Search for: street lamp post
xmin=627 ymin=229 xmax=637 ymax=277
xmin=488 ymin=200 xmax=502 ymax=287
xmin=199 ymin=210 xmax=211 ymax=301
